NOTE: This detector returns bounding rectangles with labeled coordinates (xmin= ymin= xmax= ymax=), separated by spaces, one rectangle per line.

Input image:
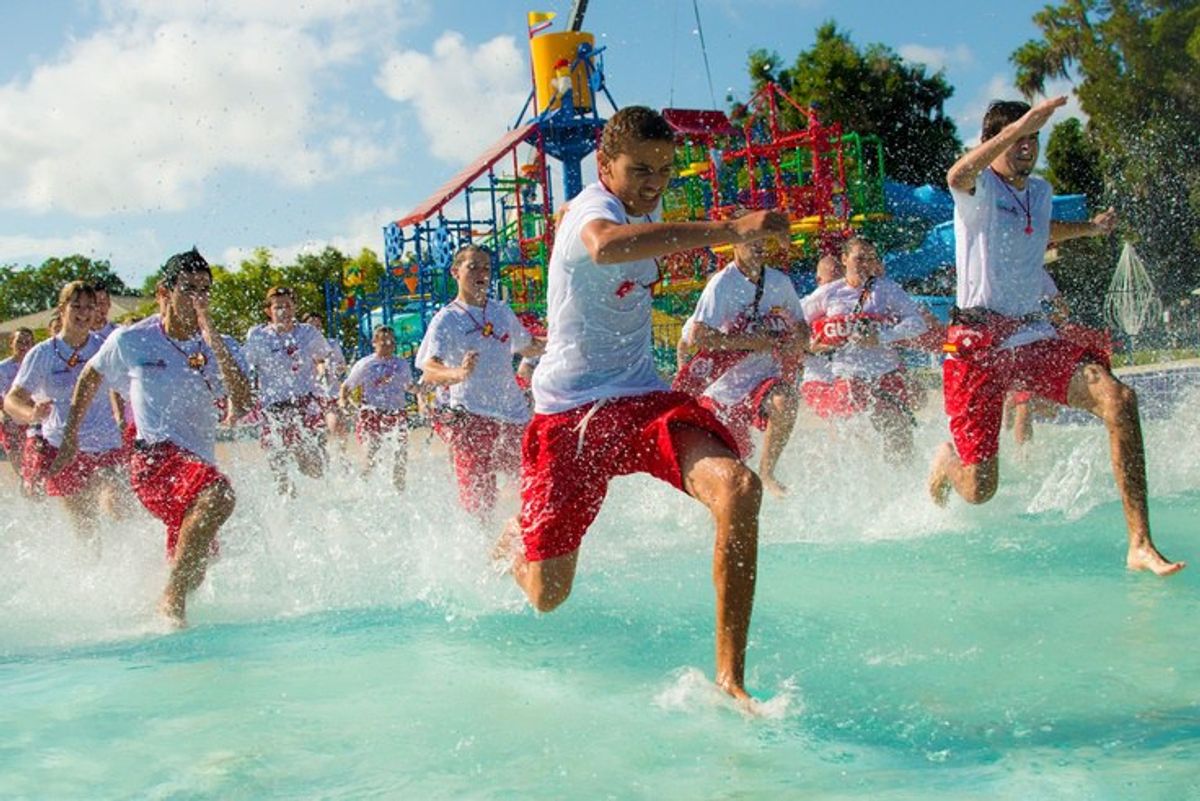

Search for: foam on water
xmin=1 ymin=395 xmax=1198 ymax=798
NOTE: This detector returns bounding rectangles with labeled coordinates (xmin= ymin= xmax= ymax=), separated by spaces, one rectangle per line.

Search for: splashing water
xmin=1 ymin=394 xmax=1198 ymax=799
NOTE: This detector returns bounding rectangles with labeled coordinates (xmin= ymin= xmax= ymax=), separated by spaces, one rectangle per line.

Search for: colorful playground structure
xmin=322 ymin=11 xmax=1090 ymax=366
xmin=323 ymin=11 xmax=894 ymax=366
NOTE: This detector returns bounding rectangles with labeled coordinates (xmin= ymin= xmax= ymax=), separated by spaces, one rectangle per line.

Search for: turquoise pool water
xmin=1 ymin=395 xmax=1198 ymax=799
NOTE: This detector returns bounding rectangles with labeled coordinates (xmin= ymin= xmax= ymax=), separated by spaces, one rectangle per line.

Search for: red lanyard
xmin=52 ymin=336 xmax=86 ymax=369
xmin=453 ymin=300 xmax=506 ymax=341
xmin=992 ymin=169 xmax=1034 ymax=235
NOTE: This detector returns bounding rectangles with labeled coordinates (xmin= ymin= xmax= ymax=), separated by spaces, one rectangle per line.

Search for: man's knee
xmin=713 ymin=463 xmax=762 ymax=515
xmin=200 ymin=480 xmax=237 ymax=522
xmin=1097 ymin=379 xmax=1138 ymax=425
xmin=767 ymin=386 xmax=798 ymax=417
xmin=960 ymin=463 xmax=998 ymax=505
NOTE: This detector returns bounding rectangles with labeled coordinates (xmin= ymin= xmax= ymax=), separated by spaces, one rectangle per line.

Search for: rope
xmin=691 ymin=0 xmax=717 ymax=108
xmin=1103 ymin=242 xmax=1162 ymax=335
xmin=668 ymin=0 xmax=679 ymax=107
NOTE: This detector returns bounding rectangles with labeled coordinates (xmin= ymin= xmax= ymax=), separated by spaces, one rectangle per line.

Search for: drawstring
xmin=573 ymin=398 xmax=611 ymax=457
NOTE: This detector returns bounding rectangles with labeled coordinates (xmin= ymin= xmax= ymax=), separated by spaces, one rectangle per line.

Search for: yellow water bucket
xmin=530 ymin=31 xmax=595 ymax=113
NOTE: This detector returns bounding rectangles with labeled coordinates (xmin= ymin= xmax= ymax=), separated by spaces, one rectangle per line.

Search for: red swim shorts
xmin=130 ymin=440 xmax=229 ymax=558
xmin=22 ymin=436 xmax=126 ymax=497
xmin=801 ymin=371 xmax=912 ymax=420
xmin=355 ymin=407 xmax=408 ymax=443
xmin=437 ymin=410 xmax=524 ymax=518
xmin=0 ymin=419 xmax=26 ymax=458
xmin=519 ymin=390 xmax=738 ymax=562
xmin=698 ymin=377 xmax=783 ymax=458
xmin=260 ymin=395 xmax=325 ymax=449
xmin=944 ymin=336 xmax=1096 ymax=466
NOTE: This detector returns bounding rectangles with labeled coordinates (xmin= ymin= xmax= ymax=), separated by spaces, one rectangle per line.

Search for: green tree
xmin=1040 ymin=117 xmax=1115 ymax=325
xmin=0 ymin=255 xmax=135 ymax=320
xmin=745 ymin=22 xmax=963 ymax=187
xmin=1044 ymin=118 xmax=1104 ymax=201
xmin=1013 ymin=0 xmax=1200 ymax=302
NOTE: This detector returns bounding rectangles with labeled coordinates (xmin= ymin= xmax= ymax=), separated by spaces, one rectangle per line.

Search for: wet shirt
xmin=689 ymin=263 xmax=803 ymax=406
xmin=89 ymin=317 xmax=230 ymax=465
xmin=14 ymin=334 xmax=121 ymax=452
xmin=344 ymin=354 xmax=413 ymax=411
xmin=532 ymin=181 xmax=666 ymax=414
xmin=416 ymin=299 xmax=531 ymax=424
xmin=94 ymin=321 xmax=119 ymax=342
xmin=243 ymin=323 xmax=330 ymax=406
xmin=0 ymin=357 xmax=21 ymax=398
xmin=952 ymin=168 xmax=1056 ymax=347
xmin=802 ymin=277 xmax=927 ymax=380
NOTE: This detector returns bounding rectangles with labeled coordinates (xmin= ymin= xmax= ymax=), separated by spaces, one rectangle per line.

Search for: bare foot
xmin=157 ymin=593 xmax=188 ymax=630
xmin=1127 ymin=544 xmax=1186 ymax=576
xmin=761 ymin=474 xmax=789 ymax=499
xmin=927 ymin=441 xmax=956 ymax=507
xmin=716 ymin=677 xmax=760 ymax=715
xmin=491 ymin=517 xmax=523 ymax=574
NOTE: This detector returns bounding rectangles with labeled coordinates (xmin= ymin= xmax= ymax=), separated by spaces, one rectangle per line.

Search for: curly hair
xmin=599 ymin=106 xmax=674 ymax=159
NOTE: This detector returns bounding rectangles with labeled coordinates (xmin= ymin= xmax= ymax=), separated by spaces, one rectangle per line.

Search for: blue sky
xmin=0 ymin=0 xmax=1079 ymax=286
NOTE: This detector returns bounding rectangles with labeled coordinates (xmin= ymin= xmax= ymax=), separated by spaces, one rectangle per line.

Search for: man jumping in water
xmin=498 ymin=106 xmax=790 ymax=702
xmin=928 ymin=97 xmax=1183 ymax=576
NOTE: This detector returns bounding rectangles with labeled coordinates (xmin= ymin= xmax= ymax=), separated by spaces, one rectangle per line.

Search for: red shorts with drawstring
xmin=519 ymin=390 xmax=739 ymax=562
xmin=130 ymin=440 xmax=229 ymax=558
xmin=698 ymin=377 xmax=782 ymax=458
xmin=21 ymin=436 xmax=126 ymax=497
xmin=944 ymin=336 xmax=1098 ymax=466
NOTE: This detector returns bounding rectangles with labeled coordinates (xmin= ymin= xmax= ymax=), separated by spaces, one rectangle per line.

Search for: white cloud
xmin=0 ymin=228 xmax=165 ymax=282
xmin=898 ymin=44 xmax=974 ymax=73
xmin=220 ymin=205 xmax=406 ymax=269
xmin=375 ymin=31 xmax=530 ymax=164
xmin=0 ymin=1 xmax=423 ymax=218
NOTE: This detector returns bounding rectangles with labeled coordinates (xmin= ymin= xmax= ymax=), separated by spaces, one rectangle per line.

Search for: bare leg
xmin=758 ymin=385 xmax=797 ymax=498
xmin=1012 ymin=399 xmax=1033 ymax=449
xmin=362 ymin=436 xmax=381 ymax=477
xmin=159 ymin=481 xmax=236 ymax=627
xmin=62 ymin=480 xmax=102 ymax=553
xmin=267 ymin=447 xmax=293 ymax=497
xmin=294 ymin=433 xmax=326 ymax=480
xmin=1066 ymin=364 xmax=1184 ymax=575
xmin=391 ymin=432 xmax=408 ymax=493
xmin=675 ymin=423 xmax=761 ymax=702
xmin=500 ymin=515 xmax=580 ymax=613
xmin=928 ymin=442 xmax=999 ymax=506
xmin=871 ymin=404 xmax=913 ymax=464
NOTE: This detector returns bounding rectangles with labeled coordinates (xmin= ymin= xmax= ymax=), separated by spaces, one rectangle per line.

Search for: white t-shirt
xmin=243 ymin=322 xmax=331 ymax=406
xmin=952 ymin=168 xmax=1056 ymax=348
xmin=94 ymin=322 xmax=119 ymax=342
xmin=13 ymin=334 xmax=121 ymax=452
xmin=0 ymin=357 xmax=21 ymax=397
xmin=344 ymin=354 xmax=413 ymax=411
xmin=416 ymin=299 xmax=532 ymax=424
xmin=802 ymin=277 xmax=927 ymax=379
xmin=88 ymin=317 xmax=230 ymax=465
xmin=532 ymin=181 xmax=666 ymax=414
xmin=689 ymin=262 xmax=804 ymax=406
